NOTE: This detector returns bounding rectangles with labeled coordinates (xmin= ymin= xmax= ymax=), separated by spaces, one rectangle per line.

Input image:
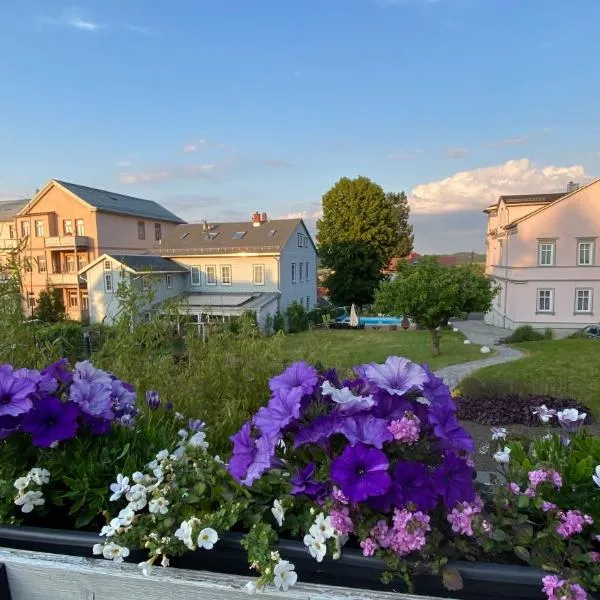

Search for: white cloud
xmin=67 ymin=17 xmax=98 ymax=31
xmin=409 ymin=158 xmax=588 ymax=214
xmin=37 ymin=12 xmax=99 ymax=31
xmin=446 ymin=147 xmax=469 ymax=159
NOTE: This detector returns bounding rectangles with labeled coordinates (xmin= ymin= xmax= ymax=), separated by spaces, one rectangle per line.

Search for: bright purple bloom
xmin=542 ymin=501 xmax=557 ymax=512
xmin=254 ymin=388 xmax=303 ymax=437
xmin=42 ymin=359 xmax=72 ymax=387
xmin=421 ymin=365 xmax=456 ymax=409
xmin=229 ymin=422 xmax=256 ymax=482
xmin=0 ymin=414 xmax=20 ymax=439
xmin=14 ymin=368 xmax=58 ymax=397
xmin=388 ymin=413 xmax=421 ymax=444
xmin=556 ymin=510 xmax=593 ymax=538
xmin=524 ymin=487 xmax=536 ymax=498
xmin=528 ymin=469 xmax=548 ymax=488
xmin=338 ymin=415 xmax=393 ymax=449
xmin=188 ymin=418 xmax=205 ymax=432
xmin=112 ymin=380 xmax=136 ymax=416
xmin=542 ymin=576 xmax=588 ymax=600
xmin=0 ymin=365 xmax=36 ymax=417
xmin=73 ymin=361 xmax=112 ymax=387
xmin=330 ymin=443 xmax=391 ymax=503
xmin=119 ymin=414 xmax=135 ymax=429
xmin=69 ymin=381 xmax=114 ymax=421
xmin=433 ymin=452 xmax=476 ymax=509
xmin=290 ymin=463 xmax=323 ymax=498
xmin=83 ymin=414 xmax=113 ymax=435
xmin=21 ymin=397 xmax=80 ymax=447
xmin=332 ymin=486 xmax=349 ymax=505
xmin=269 ymin=361 xmax=318 ymax=397
xmin=428 ymin=402 xmax=475 ymax=453
xmin=360 ymin=356 xmax=427 ymax=397
xmin=242 ymin=433 xmax=279 ymax=486
xmin=388 ymin=460 xmax=438 ymax=511
xmin=509 ymin=482 xmax=520 ymax=495
xmin=145 ymin=390 xmax=161 ymax=410
xmin=165 ymin=400 xmax=174 ymax=411
xmin=293 ymin=415 xmax=338 ymax=448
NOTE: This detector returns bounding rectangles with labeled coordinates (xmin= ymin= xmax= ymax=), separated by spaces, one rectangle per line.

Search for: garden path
xmin=433 ymin=320 xmax=525 ymax=390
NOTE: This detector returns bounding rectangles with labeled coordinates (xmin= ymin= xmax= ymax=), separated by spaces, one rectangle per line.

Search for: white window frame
xmin=297 ymin=233 xmax=303 ymax=247
xmin=63 ymin=220 xmax=73 ymax=235
xmin=104 ymin=273 xmax=114 ymax=293
xmin=299 ymin=262 xmax=303 ymax=282
xmin=81 ymin=293 xmax=88 ymax=311
xmin=37 ymin=256 xmax=46 ymax=273
xmin=305 ymin=261 xmax=309 ymax=280
xmin=291 ymin=262 xmax=297 ymax=284
xmin=206 ymin=265 xmax=217 ymax=286
xmin=21 ymin=221 xmax=30 ymax=237
xmin=103 ymin=260 xmax=111 ymax=271
xmin=64 ymin=255 xmax=75 ymax=273
xmin=76 ymin=219 xmax=85 ymax=236
xmin=166 ymin=273 xmax=173 ymax=289
xmin=220 ymin=264 xmax=232 ymax=286
xmin=575 ymin=288 xmax=593 ymax=314
xmin=577 ymin=240 xmax=594 ymax=266
xmin=536 ymin=288 xmax=554 ymax=313
xmin=190 ymin=266 xmax=201 ymax=286
xmin=154 ymin=223 xmax=162 ymax=241
xmin=67 ymin=290 xmax=79 ymax=308
xmin=34 ymin=220 xmax=44 ymax=237
xmin=253 ymin=264 xmax=265 ymax=286
xmin=538 ymin=241 xmax=555 ymax=266
xmin=138 ymin=221 xmax=146 ymax=240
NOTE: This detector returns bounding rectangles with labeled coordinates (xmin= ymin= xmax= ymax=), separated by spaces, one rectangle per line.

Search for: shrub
xmin=272 ymin=311 xmax=285 ymax=333
xmin=286 ymin=301 xmax=309 ymax=333
xmin=505 ymin=325 xmax=546 ymax=343
xmin=543 ymin=327 xmax=554 ymax=340
xmin=34 ymin=322 xmax=87 ymax=362
xmin=34 ymin=288 xmax=66 ymax=323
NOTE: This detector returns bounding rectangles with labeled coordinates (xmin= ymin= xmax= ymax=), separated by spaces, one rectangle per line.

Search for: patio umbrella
xmin=349 ymin=303 xmax=359 ymax=327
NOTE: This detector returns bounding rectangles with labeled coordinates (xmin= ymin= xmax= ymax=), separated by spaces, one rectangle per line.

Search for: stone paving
xmin=434 ymin=320 xmax=525 ymax=390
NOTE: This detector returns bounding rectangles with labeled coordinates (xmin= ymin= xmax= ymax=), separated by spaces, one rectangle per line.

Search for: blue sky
xmin=1 ymin=0 xmax=599 ymax=252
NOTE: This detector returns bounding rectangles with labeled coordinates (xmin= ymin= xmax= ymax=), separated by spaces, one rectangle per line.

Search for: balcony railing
xmin=46 ymin=273 xmax=80 ymax=286
xmin=45 ymin=236 xmax=90 ymax=249
xmin=0 ymin=239 xmax=18 ymax=249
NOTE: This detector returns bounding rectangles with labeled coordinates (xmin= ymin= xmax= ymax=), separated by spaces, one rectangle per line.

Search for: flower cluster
xmin=13 ymin=467 xmax=50 ymax=513
xmin=0 ymin=360 xmax=137 ymax=447
xmin=542 ymin=575 xmax=588 ymax=600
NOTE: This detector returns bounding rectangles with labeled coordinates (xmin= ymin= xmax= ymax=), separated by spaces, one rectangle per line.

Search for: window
xmin=304 ymin=237 xmax=308 ymax=248
xmin=233 ymin=231 xmax=246 ymax=240
xmin=67 ymin=290 xmax=79 ymax=308
xmin=24 ymin=258 xmax=31 ymax=272
xmin=64 ymin=255 xmax=75 ymax=273
xmin=299 ymin=262 xmax=303 ymax=282
xmin=220 ymin=264 xmax=232 ymax=285
xmin=77 ymin=255 xmax=88 ymax=270
xmin=577 ymin=240 xmax=594 ymax=266
xmin=291 ymin=262 xmax=297 ymax=283
xmin=191 ymin=266 xmax=201 ymax=286
xmin=21 ymin=221 xmax=30 ymax=237
xmin=305 ymin=262 xmax=309 ymax=280
xmin=297 ymin=233 xmax=303 ymax=247
xmin=206 ymin=265 xmax=217 ymax=285
xmin=8 ymin=225 xmax=15 ymax=239
xmin=204 ymin=232 xmax=218 ymax=241
xmin=37 ymin=256 xmax=46 ymax=273
xmin=81 ymin=293 xmax=88 ymax=311
xmin=537 ymin=289 xmax=553 ymax=313
xmin=538 ymin=241 xmax=555 ymax=266
xmin=575 ymin=289 xmax=592 ymax=313
xmin=253 ymin=264 xmax=265 ymax=285
xmin=306 ymin=296 xmax=310 ymax=309
xmin=104 ymin=273 xmax=113 ymax=293
xmin=76 ymin=219 xmax=85 ymax=236
xmin=154 ymin=223 xmax=162 ymax=241
xmin=63 ymin=220 xmax=73 ymax=235
xmin=166 ymin=274 xmax=173 ymax=289
xmin=35 ymin=220 xmax=44 ymax=237
xmin=141 ymin=277 xmax=148 ymax=291
xmin=103 ymin=260 xmax=111 ymax=271
xmin=138 ymin=221 xmax=146 ymax=240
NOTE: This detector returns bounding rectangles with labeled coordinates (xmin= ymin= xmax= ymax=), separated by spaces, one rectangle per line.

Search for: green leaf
xmin=514 ymin=546 xmax=531 ymax=563
xmin=517 ymin=495 xmax=530 ymax=509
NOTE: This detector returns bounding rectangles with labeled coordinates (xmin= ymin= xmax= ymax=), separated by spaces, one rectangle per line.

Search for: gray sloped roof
xmin=56 ymin=180 xmax=185 ymax=224
xmin=499 ymin=192 xmax=565 ymax=205
xmin=0 ymin=199 xmax=29 ymax=221
xmin=110 ymin=254 xmax=189 ymax=273
xmin=157 ymin=218 xmax=305 ymax=255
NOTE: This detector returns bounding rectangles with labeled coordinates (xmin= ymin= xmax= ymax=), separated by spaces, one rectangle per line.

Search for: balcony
xmin=45 ymin=236 xmax=90 ymax=249
xmin=0 ymin=239 xmax=18 ymax=249
xmin=46 ymin=273 xmax=80 ymax=286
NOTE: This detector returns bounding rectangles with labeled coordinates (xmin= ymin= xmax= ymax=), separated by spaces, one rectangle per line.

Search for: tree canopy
xmin=386 ymin=191 xmax=414 ymax=258
xmin=374 ymin=256 xmax=497 ymax=355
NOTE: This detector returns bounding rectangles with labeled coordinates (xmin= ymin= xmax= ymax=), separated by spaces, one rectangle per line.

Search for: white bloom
xmin=480 ymin=345 xmax=491 ymax=354
xmin=493 ymin=447 xmax=511 ymax=465
xmin=139 ymin=561 xmax=152 ymax=576
xmin=557 ymin=408 xmax=587 ymax=431
xmin=189 ymin=431 xmax=209 ymax=449
xmin=174 ymin=520 xmax=195 ymax=550
xmin=415 ymin=396 xmax=431 ymax=406
xmin=303 ymin=534 xmax=327 ymax=562
xmin=28 ymin=468 xmax=50 ymax=486
xmin=13 ymin=476 xmax=30 ymax=491
xmin=271 ymin=499 xmax=285 ymax=527
xmin=161 ymin=555 xmax=169 ymax=568
xmin=320 ymin=380 xmax=374 ymax=411
xmin=491 ymin=427 xmax=507 ymax=441
xmin=118 ymin=506 xmax=136 ymax=527
xmin=331 ymin=533 xmax=348 ymax=560
xmin=147 ymin=460 xmax=159 ymax=471
xmin=532 ymin=404 xmax=556 ymax=424
xmin=214 ymin=455 xmax=224 ymax=464
xmin=309 ymin=513 xmax=334 ymax=540
xmin=92 ymin=543 xmax=104 ymax=555
xmin=152 ymin=466 xmax=164 ymax=481
xmin=177 ymin=429 xmax=188 ymax=439
xmin=593 ymin=465 xmax=600 ymax=488
xmin=244 ymin=581 xmax=264 ymax=594
xmin=109 ymin=474 xmax=130 ymax=502
xmin=132 ymin=471 xmax=147 ymax=484
xmin=175 ymin=412 xmax=185 ymax=420
xmin=149 ymin=497 xmax=169 ymax=515
xmin=270 ymin=551 xmax=280 ymax=562
xmin=102 ymin=542 xmax=130 ymax=563
xmin=126 ymin=484 xmax=148 ymax=511
xmin=197 ymin=527 xmax=218 ymax=550
xmin=14 ymin=490 xmax=44 ymax=513
xmin=463 ymin=340 xmax=472 ymax=345
xmin=453 ymin=327 xmax=459 ymax=332
xmin=273 ymin=560 xmax=297 ymax=592
xmin=156 ymin=449 xmax=169 ymax=461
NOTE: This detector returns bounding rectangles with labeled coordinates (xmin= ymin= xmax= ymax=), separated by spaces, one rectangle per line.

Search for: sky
xmin=1 ymin=0 xmax=599 ymax=253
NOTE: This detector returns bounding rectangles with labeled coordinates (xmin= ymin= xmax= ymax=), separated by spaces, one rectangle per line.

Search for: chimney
xmin=252 ymin=211 xmax=261 ymax=227
xmin=567 ymin=181 xmax=580 ymax=193
xmin=202 ymin=219 xmax=209 ymax=231
xmin=260 ymin=211 xmax=268 ymax=223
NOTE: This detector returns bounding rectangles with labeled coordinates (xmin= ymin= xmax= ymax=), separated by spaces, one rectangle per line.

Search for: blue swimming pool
xmin=336 ymin=316 xmax=406 ymax=326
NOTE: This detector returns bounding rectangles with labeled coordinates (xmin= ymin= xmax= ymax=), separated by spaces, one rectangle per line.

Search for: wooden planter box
xmin=0 ymin=525 xmax=580 ymax=600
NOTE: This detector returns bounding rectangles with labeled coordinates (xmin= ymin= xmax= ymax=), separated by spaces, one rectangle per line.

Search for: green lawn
xmin=280 ymin=328 xmax=484 ymax=375
xmin=462 ymin=339 xmax=600 ymax=418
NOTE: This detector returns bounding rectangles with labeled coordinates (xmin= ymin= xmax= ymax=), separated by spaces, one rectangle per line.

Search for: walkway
xmin=433 ymin=320 xmax=525 ymax=389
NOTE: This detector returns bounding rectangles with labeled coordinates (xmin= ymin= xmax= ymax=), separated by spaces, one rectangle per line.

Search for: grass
xmin=462 ymin=338 xmax=600 ymax=418
xmin=280 ymin=328 xmax=484 ymax=375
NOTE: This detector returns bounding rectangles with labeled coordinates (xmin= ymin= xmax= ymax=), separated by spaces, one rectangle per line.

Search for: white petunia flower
xmin=557 ymin=408 xmax=587 ymax=432
xmin=321 ymin=380 xmax=374 ymax=411
xmin=452 ymin=327 xmax=459 ymax=332
xmin=152 ymin=466 xmax=164 ymax=481
xmin=139 ymin=561 xmax=152 ymax=576
xmin=493 ymin=447 xmax=511 ymax=464
xmin=309 ymin=513 xmax=334 ymax=540
xmin=415 ymin=396 xmax=431 ymax=406
xmin=174 ymin=520 xmax=195 ymax=550
xmin=197 ymin=527 xmax=218 ymax=550
xmin=117 ymin=506 xmax=136 ymax=527
xmin=131 ymin=471 xmax=147 ymax=484
xmin=102 ymin=542 xmax=130 ymax=563
xmin=593 ymin=465 xmax=600 ymax=488
xmin=149 ymin=497 xmax=169 ymax=515
xmin=532 ymin=404 xmax=556 ymax=424
xmin=177 ymin=429 xmax=188 ymax=439
xmin=109 ymin=474 xmax=130 ymax=502
xmin=244 ymin=581 xmax=263 ymax=595
xmin=92 ymin=543 xmax=104 ymax=555
xmin=28 ymin=468 xmax=50 ymax=486
xmin=491 ymin=427 xmax=507 ymax=441
xmin=273 ymin=560 xmax=297 ymax=592
xmin=13 ymin=476 xmax=30 ymax=491
xmin=188 ymin=431 xmax=209 ymax=449
xmin=156 ymin=449 xmax=169 ymax=461
xmin=14 ymin=490 xmax=45 ymax=513
xmin=303 ymin=534 xmax=327 ymax=562
xmin=126 ymin=484 xmax=148 ymax=511
xmin=463 ymin=340 xmax=472 ymax=345
xmin=271 ymin=499 xmax=285 ymax=527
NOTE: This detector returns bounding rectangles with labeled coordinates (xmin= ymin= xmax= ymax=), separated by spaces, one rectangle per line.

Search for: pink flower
xmin=388 ymin=413 xmax=421 ymax=444
xmin=542 ymin=501 xmax=557 ymax=512
xmin=556 ymin=510 xmax=594 ymax=539
xmin=528 ymin=469 xmax=548 ymax=488
xmin=332 ymin=486 xmax=349 ymax=505
xmin=524 ymin=487 xmax=536 ymax=498
xmin=589 ymin=552 xmax=600 ymax=564
xmin=360 ymin=537 xmax=377 ymax=557
xmin=330 ymin=508 xmax=354 ymax=534
xmin=542 ymin=575 xmax=563 ymax=597
xmin=509 ymin=482 xmax=520 ymax=495
xmin=549 ymin=470 xmax=562 ymax=488
xmin=541 ymin=576 xmax=587 ymax=600
xmin=447 ymin=500 xmax=482 ymax=537
xmin=371 ymin=510 xmax=431 ymax=557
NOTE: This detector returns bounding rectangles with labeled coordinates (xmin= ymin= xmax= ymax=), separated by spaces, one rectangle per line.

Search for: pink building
xmin=484 ymin=180 xmax=600 ymax=334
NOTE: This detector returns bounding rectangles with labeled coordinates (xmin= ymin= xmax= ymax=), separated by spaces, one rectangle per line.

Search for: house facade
xmin=80 ymin=213 xmax=318 ymax=330
xmin=484 ymin=180 xmax=600 ymax=333
xmin=0 ymin=180 xmax=184 ymax=320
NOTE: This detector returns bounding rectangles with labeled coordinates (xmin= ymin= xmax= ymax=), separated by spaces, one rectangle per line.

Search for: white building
xmin=80 ymin=213 xmax=317 ymax=330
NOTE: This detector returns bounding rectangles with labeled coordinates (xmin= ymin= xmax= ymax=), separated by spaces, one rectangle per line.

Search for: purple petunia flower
xmin=42 ymin=359 xmax=73 ymax=387
xmin=428 ymin=403 xmax=475 ymax=453
xmin=433 ymin=452 xmax=476 ymax=508
xmin=360 ymin=356 xmax=427 ymax=397
xmin=0 ymin=365 xmax=36 ymax=418
xmin=14 ymin=368 xmax=58 ymax=397
xmin=188 ymin=418 xmax=205 ymax=432
xmin=145 ymin=390 xmax=161 ymax=410
xmin=229 ymin=422 xmax=257 ymax=482
xmin=0 ymin=414 xmax=20 ymax=439
xmin=21 ymin=397 xmax=80 ymax=447
xmin=338 ymin=415 xmax=393 ymax=449
xmin=389 ymin=461 xmax=438 ymax=511
xmin=69 ymin=380 xmax=114 ymax=421
xmin=112 ymin=380 xmax=137 ymax=416
xmin=253 ymin=388 xmax=303 ymax=438
xmin=242 ymin=433 xmax=279 ymax=487
xmin=269 ymin=361 xmax=319 ymax=397
xmin=331 ymin=442 xmax=391 ymax=503
xmin=293 ymin=415 xmax=339 ymax=448
xmin=290 ymin=463 xmax=326 ymax=498
xmin=73 ymin=361 xmax=113 ymax=387
xmin=420 ymin=365 xmax=456 ymax=410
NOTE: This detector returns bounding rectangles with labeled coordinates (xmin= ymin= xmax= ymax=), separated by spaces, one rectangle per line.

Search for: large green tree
xmin=374 ymin=256 xmax=497 ymax=355
xmin=386 ymin=191 xmax=414 ymax=258
xmin=317 ymin=176 xmax=400 ymax=266
xmin=320 ymin=241 xmax=385 ymax=307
